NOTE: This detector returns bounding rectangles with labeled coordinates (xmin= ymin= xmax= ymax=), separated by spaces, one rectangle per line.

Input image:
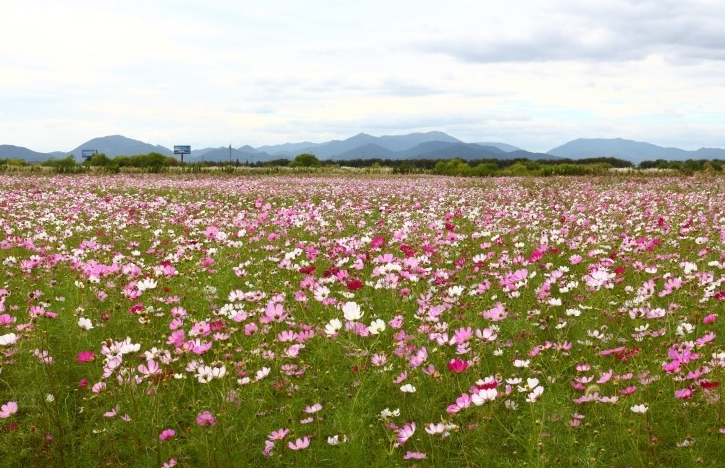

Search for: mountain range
xmin=548 ymin=138 xmax=725 ymax=164
xmin=2 ymin=133 xmax=724 ymax=164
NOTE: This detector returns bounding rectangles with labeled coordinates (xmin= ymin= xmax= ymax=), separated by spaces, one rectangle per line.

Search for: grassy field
xmin=0 ymin=173 xmax=724 ymax=467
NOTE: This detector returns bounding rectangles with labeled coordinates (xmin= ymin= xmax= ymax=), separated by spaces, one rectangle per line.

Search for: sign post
xmin=81 ymin=149 xmax=98 ymax=161
xmin=173 ymin=145 xmax=191 ymax=164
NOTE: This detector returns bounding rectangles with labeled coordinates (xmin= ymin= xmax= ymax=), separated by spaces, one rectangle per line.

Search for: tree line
xmin=0 ymin=152 xmax=723 ymax=176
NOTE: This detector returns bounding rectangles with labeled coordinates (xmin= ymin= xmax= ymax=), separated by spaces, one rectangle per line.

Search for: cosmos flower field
xmin=1 ymin=173 xmax=724 ymax=467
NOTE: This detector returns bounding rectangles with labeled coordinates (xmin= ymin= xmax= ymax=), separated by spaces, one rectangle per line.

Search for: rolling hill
xmin=69 ymin=135 xmax=173 ymax=159
xmin=0 ymin=145 xmax=65 ymax=162
xmin=3 ymin=133 xmax=724 ymax=164
xmin=547 ymin=138 xmax=725 ymax=164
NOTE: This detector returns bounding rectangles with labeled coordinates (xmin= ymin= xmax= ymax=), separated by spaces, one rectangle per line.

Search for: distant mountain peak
xmin=547 ymin=137 xmax=725 ymax=163
xmin=69 ymin=135 xmax=173 ymax=159
xmin=5 ymin=132 xmax=724 ymax=164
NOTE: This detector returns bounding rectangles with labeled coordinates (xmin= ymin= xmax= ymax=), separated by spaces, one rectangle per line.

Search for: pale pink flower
xmin=268 ymin=428 xmax=289 ymax=441
xmin=305 ymin=403 xmax=323 ymax=414
xmin=103 ymin=405 xmax=120 ymax=418
xmin=396 ymin=422 xmax=416 ymax=444
xmin=287 ymin=436 xmax=311 ymax=450
xmin=0 ymin=401 xmax=18 ymax=418
xmin=138 ymin=359 xmax=161 ymax=376
xmin=263 ymin=440 xmax=275 ymax=457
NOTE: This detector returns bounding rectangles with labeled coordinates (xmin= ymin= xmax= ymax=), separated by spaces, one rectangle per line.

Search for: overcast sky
xmin=2 ymin=0 xmax=725 ymax=152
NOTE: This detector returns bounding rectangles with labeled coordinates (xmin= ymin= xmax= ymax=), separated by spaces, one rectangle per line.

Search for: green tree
xmin=290 ymin=153 xmax=321 ymax=167
xmin=48 ymin=155 xmax=79 ymax=173
xmin=84 ymin=153 xmax=112 ymax=167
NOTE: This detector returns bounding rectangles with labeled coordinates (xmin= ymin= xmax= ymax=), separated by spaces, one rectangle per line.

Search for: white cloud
xmin=1 ymin=0 xmax=724 ymax=152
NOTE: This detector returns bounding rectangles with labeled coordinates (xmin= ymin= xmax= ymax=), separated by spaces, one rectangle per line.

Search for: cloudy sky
xmin=2 ymin=0 xmax=725 ymax=152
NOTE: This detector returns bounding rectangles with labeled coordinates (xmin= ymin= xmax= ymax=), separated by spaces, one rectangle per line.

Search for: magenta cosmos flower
xmin=76 ymin=350 xmax=96 ymax=363
xmin=447 ymin=358 xmax=469 ymax=373
xmin=159 ymin=429 xmax=176 ymax=441
xmin=196 ymin=411 xmax=216 ymax=427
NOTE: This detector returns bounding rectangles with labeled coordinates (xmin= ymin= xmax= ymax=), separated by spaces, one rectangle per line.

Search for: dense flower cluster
xmin=0 ymin=174 xmax=723 ymax=466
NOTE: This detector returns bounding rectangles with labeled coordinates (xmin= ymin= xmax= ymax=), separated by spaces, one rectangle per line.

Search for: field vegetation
xmin=0 ymin=173 xmax=724 ymax=467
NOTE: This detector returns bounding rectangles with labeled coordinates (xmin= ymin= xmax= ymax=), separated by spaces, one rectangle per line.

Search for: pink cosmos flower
xmin=0 ymin=314 xmax=15 ymax=326
xmin=138 ymin=359 xmax=161 ymax=376
xmin=0 ymin=401 xmax=18 ymax=418
xmin=305 ymin=403 xmax=323 ymax=414
xmin=196 ymin=411 xmax=216 ymax=427
xmin=403 ymin=451 xmax=427 ymax=460
xmin=675 ymin=387 xmax=694 ymax=399
xmin=268 ymin=428 xmax=289 ymax=440
xmin=394 ymin=371 xmax=408 ymax=384
xmin=287 ymin=436 xmax=311 ymax=450
xmin=76 ymin=350 xmax=96 ymax=363
xmin=103 ymin=405 xmax=120 ymax=418
xmin=263 ymin=440 xmax=275 ymax=457
xmin=446 ymin=393 xmax=472 ymax=414
xmin=159 ymin=429 xmax=176 ymax=441
xmin=408 ymin=347 xmax=427 ymax=367
xmin=703 ymin=314 xmax=717 ymax=324
xmin=396 ymin=422 xmax=416 ymax=444
xmin=447 ymin=358 xmax=469 ymax=373
xmin=695 ymin=332 xmax=716 ymax=346
xmin=528 ymin=248 xmax=543 ymax=263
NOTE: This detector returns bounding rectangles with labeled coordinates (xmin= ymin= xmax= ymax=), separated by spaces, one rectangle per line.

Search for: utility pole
xmin=229 ymin=143 xmax=232 ymax=165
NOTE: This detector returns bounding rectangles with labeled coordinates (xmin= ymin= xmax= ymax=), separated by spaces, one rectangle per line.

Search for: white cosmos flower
xmin=447 ymin=285 xmax=464 ymax=297
xmin=368 ymin=319 xmax=386 ymax=335
xmin=472 ymin=388 xmax=498 ymax=405
xmin=327 ymin=435 xmax=348 ymax=445
xmin=630 ymin=404 xmax=648 ymax=414
xmin=255 ymin=367 xmax=271 ymax=381
xmin=325 ymin=318 xmax=343 ymax=336
xmin=78 ymin=317 xmax=94 ymax=330
xmin=136 ymin=278 xmax=157 ymax=291
xmin=425 ymin=423 xmax=445 ymax=435
xmin=400 ymin=384 xmax=416 ymax=393
xmin=196 ymin=365 xmax=226 ymax=383
xmin=519 ymin=378 xmax=540 ymax=392
xmin=526 ymin=386 xmax=544 ymax=403
xmin=0 ymin=333 xmax=18 ymax=346
xmin=379 ymin=408 xmax=400 ymax=419
xmin=342 ymin=301 xmax=364 ymax=321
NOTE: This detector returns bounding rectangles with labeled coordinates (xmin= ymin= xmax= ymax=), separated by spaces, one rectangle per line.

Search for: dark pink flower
xmin=447 ymin=358 xmax=469 ymax=373
xmin=76 ymin=350 xmax=96 ymax=363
